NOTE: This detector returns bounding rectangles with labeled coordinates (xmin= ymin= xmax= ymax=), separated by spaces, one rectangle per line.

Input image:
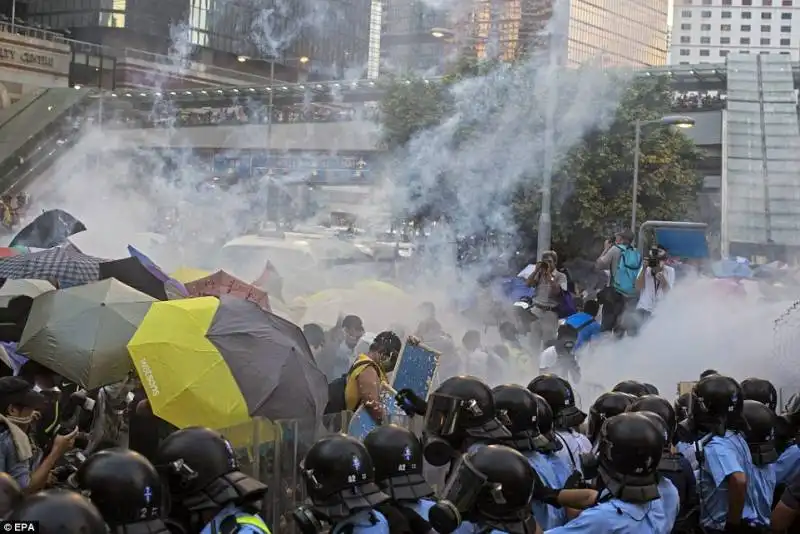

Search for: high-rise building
xmin=669 ymin=0 xmax=799 ymax=64
xmin=379 ymin=0 xmax=453 ymax=74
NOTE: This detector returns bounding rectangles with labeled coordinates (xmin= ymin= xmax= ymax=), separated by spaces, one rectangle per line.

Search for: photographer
xmin=634 ymin=245 xmax=674 ymax=328
xmin=596 ymin=230 xmax=641 ymax=335
xmin=525 ymin=250 xmax=568 ymax=352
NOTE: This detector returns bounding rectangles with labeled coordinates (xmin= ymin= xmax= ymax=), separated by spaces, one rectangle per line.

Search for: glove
xmin=395 ymin=389 xmax=427 ymax=417
xmin=563 ymin=470 xmax=587 ymax=490
xmin=532 ymin=483 xmax=561 ymax=508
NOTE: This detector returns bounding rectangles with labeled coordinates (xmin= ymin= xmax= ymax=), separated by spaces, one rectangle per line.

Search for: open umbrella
xmin=19 ymin=279 xmax=155 ymax=388
xmin=170 ymin=267 xmax=211 ymax=284
xmin=99 ymin=257 xmax=169 ymax=301
xmin=127 ymin=245 xmax=188 ymax=298
xmin=0 ymin=245 xmax=103 ymax=288
xmin=9 ymin=209 xmax=86 ymax=249
xmin=127 ymin=296 xmax=328 ymax=430
xmin=0 ymin=248 xmax=19 ymax=258
xmin=184 ymin=270 xmax=270 ymax=311
xmin=0 ymin=279 xmax=55 ymax=306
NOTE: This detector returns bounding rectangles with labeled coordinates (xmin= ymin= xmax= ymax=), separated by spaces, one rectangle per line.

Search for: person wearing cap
xmin=0 ymin=376 xmax=76 ymax=491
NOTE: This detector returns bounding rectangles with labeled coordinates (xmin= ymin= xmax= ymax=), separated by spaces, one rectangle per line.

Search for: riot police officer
xmin=363 ymin=424 xmax=436 ymax=528
xmin=428 ymin=444 xmax=540 ymax=534
xmin=741 ymin=378 xmax=778 ymax=412
xmin=155 ymin=427 xmax=270 ymax=534
xmin=9 ymin=489 xmax=107 ymax=534
xmin=74 ymin=447 xmax=170 ymax=534
xmin=776 ymin=393 xmax=800 ymax=486
xmin=292 ymin=433 xmax=390 ymax=534
xmin=528 ymin=375 xmax=591 ymax=475
xmin=531 ymin=392 xmax=573 ymax=491
xmin=587 ymin=392 xmax=636 ymax=445
xmin=740 ymin=399 xmax=778 ymax=529
xmin=547 ymin=412 xmax=673 ymax=534
xmin=685 ymin=375 xmax=760 ymax=532
xmin=493 ymin=384 xmax=567 ymax=529
xmin=611 ymin=380 xmax=650 ymax=397
xmin=422 ymin=375 xmax=511 ymax=467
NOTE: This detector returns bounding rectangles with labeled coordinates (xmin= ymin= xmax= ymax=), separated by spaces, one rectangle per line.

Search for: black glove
xmin=532 ymin=483 xmax=561 ymax=508
xmin=395 ymin=389 xmax=427 ymax=417
xmin=563 ymin=470 xmax=587 ymax=490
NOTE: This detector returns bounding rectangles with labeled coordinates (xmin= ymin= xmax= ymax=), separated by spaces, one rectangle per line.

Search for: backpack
xmin=557 ymin=290 xmax=577 ymax=319
xmin=612 ymin=245 xmax=642 ymax=297
xmin=324 ymin=359 xmax=380 ymax=414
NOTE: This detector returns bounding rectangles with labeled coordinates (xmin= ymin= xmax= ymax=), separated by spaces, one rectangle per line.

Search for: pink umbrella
xmin=184 ymin=270 xmax=271 ymax=312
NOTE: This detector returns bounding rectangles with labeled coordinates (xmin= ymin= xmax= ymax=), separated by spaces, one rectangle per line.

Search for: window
xmin=782 ymin=0 xmax=792 ymax=5
xmin=721 ymin=23 xmax=732 ymax=30
xmin=721 ymin=36 xmax=731 ymax=43
xmin=701 ymin=10 xmax=712 ymax=17
xmin=762 ymin=12 xmax=772 ymax=18
xmin=681 ymin=23 xmax=692 ymax=29
xmin=742 ymin=11 xmax=752 ymax=18
xmin=762 ymin=24 xmax=771 ymax=31
xmin=780 ymin=51 xmax=791 ymax=54
xmin=741 ymin=49 xmax=750 ymax=53
xmin=722 ymin=0 xmax=732 ymax=3
xmin=781 ymin=37 xmax=791 ymax=44
xmin=701 ymin=36 xmax=711 ymax=43
xmin=701 ymin=23 xmax=712 ymax=29
xmin=720 ymin=50 xmax=730 ymax=56
xmin=761 ymin=50 xmax=770 ymax=54
xmin=680 ymin=49 xmax=691 ymax=56
xmin=781 ymin=12 xmax=792 ymax=18
xmin=743 ymin=0 xmax=752 ymax=4
xmin=741 ymin=36 xmax=751 ymax=43
xmin=700 ymin=49 xmax=710 ymax=56
xmin=782 ymin=25 xmax=792 ymax=31
xmin=763 ymin=0 xmax=773 ymax=4
xmin=681 ymin=35 xmax=692 ymax=43
xmin=761 ymin=37 xmax=771 ymax=44
xmin=741 ymin=24 xmax=751 ymax=30
xmin=722 ymin=11 xmax=732 ymax=17
xmin=681 ymin=9 xmax=692 ymax=16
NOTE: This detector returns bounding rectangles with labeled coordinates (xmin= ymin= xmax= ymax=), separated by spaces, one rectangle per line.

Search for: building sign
xmin=0 ymin=45 xmax=66 ymax=73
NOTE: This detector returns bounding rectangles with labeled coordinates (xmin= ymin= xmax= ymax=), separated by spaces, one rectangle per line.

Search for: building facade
xmin=379 ymin=0 xmax=453 ymax=74
xmin=0 ymin=23 xmax=71 ymax=105
xmin=669 ymin=0 xmax=799 ymax=64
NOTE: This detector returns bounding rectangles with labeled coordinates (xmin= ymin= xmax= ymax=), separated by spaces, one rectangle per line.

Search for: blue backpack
xmin=612 ymin=245 xmax=642 ymax=297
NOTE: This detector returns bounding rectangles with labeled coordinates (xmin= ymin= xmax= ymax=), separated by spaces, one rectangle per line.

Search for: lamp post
xmin=631 ymin=114 xmax=695 ymax=234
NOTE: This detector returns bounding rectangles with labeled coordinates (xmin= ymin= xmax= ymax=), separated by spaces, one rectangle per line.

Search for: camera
xmin=646 ymin=247 xmax=663 ymax=269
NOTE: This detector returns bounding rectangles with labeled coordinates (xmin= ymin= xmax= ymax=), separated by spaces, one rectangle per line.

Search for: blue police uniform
xmin=698 ymin=431 xmax=759 ymax=530
xmin=544 ymin=489 xmax=672 ymax=533
xmin=747 ymin=463 xmax=776 ymax=527
xmin=554 ymin=430 xmax=592 ymax=475
xmin=331 ymin=509 xmax=390 ymax=534
xmin=658 ymin=475 xmax=680 ymax=532
xmin=525 ymin=451 xmax=567 ymax=529
xmin=676 ymin=440 xmax=700 ymax=475
xmin=199 ymin=504 xmax=271 ymax=534
xmin=776 ymin=444 xmax=800 ymax=485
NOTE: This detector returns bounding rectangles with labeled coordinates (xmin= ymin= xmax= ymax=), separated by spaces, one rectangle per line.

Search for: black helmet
xmin=423 ymin=376 xmax=511 ymax=466
xmin=527 ymin=374 xmax=585 ymax=429
xmin=643 ymin=383 xmax=659 ymax=395
xmin=429 ymin=445 xmax=538 ymax=534
xmin=75 ymin=448 xmax=168 ymax=533
xmin=674 ymin=393 xmax=691 ymax=422
xmin=363 ymin=425 xmax=434 ymax=501
xmin=155 ymin=427 xmax=267 ymax=512
xmin=741 ymin=400 xmax=778 ymax=466
xmin=532 ymin=392 xmax=562 ymax=453
xmin=612 ymin=380 xmax=650 ymax=397
xmin=689 ymin=375 xmax=744 ymax=436
xmin=741 ymin=378 xmax=778 ymax=412
xmin=596 ymin=413 xmax=665 ymax=503
xmin=492 ymin=384 xmax=550 ymax=451
xmin=301 ymin=433 xmax=388 ymax=519
xmin=9 ymin=490 xmax=106 ymax=534
xmin=628 ymin=395 xmax=677 ymax=445
xmin=588 ymin=392 xmax=636 ymax=443
xmin=781 ymin=393 xmax=800 ymax=429
xmin=0 ymin=472 xmax=22 ymax=518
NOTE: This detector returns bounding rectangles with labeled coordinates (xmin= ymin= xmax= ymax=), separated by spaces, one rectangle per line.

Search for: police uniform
xmin=554 ymin=429 xmax=592 ymax=474
xmin=526 ymin=451 xmax=567 ymax=529
xmin=658 ymin=475 xmax=680 ymax=531
xmin=776 ymin=444 xmax=800 ymax=485
xmin=330 ymin=509 xmax=389 ymax=534
xmin=545 ymin=490 xmax=672 ymax=533
xmin=201 ymin=504 xmax=271 ymax=534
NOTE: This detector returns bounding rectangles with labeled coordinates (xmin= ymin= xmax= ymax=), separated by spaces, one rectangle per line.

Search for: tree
xmin=537 ymin=75 xmax=702 ymax=258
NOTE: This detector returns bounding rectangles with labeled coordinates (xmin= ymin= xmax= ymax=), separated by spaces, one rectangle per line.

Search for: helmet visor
xmin=438 ymin=455 xmax=487 ymax=516
xmin=424 ymin=393 xmax=465 ymax=438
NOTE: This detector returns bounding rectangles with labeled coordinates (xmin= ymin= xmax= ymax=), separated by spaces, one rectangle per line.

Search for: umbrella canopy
xmin=0 ymin=279 xmax=55 ymax=306
xmin=10 ymin=209 xmax=86 ymax=249
xmin=19 ymin=279 xmax=155 ymax=388
xmin=170 ymin=267 xmax=211 ymax=284
xmin=127 ymin=245 xmax=188 ymax=298
xmin=127 ymin=295 xmax=328 ymax=430
xmin=0 ymin=245 xmax=102 ymax=288
xmin=0 ymin=248 xmax=18 ymax=258
xmin=184 ymin=270 xmax=270 ymax=311
xmin=99 ymin=257 xmax=169 ymax=301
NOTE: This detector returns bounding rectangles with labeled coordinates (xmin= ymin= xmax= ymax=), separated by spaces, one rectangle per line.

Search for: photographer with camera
xmin=525 ymin=250 xmax=568 ymax=352
xmin=634 ymin=245 xmax=674 ymax=330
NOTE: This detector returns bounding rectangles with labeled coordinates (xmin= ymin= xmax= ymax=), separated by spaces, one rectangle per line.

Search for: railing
xmin=0 ymin=20 xmax=72 ymax=46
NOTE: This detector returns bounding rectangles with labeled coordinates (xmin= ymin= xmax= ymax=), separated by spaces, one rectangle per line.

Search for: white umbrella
xmin=0 ymin=279 xmax=55 ymax=306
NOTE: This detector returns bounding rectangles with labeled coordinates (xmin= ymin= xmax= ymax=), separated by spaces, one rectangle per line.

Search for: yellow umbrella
xmin=353 ymin=279 xmax=407 ymax=298
xmin=170 ymin=267 xmax=212 ymax=283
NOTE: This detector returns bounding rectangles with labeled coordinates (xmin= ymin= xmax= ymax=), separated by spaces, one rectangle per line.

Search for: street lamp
xmin=431 ymin=27 xmax=454 ymax=40
xmin=630 ymin=114 xmax=695 ymax=233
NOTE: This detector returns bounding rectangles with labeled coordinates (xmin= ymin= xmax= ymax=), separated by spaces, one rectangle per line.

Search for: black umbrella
xmin=9 ymin=209 xmax=86 ymax=249
xmin=99 ymin=257 xmax=168 ymax=301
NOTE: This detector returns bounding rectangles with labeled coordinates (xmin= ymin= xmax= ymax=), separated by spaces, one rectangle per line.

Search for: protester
xmin=596 ymin=229 xmax=641 ymax=334
xmin=343 ymin=331 xmax=401 ymax=425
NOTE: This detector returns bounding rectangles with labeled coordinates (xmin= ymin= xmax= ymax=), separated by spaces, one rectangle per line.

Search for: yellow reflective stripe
xmin=44 ymin=399 xmax=60 ymax=433
xmin=235 ymin=515 xmax=271 ymax=533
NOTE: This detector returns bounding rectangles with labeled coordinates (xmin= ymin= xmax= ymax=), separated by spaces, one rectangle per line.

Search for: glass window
xmin=761 ymin=37 xmax=770 ymax=44
xmin=721 ymin=24 xmax=732 ymax=30
xmin=762 ymin=12 xmax=772 ymax=18
xmin=781 ymin=12 xmax=792 ymax=18
xmin=681 ymin=35 xmax=691 ymax=43
xmin=781 ymin=25 xmax=791 ymax=31
xmin=701 ymin=23 xmax=712 ymax=30
xmin=763 ymin=0 xmax=772 ymax=4
xmin=741 ymin=24 xmax=751 ymax=30
xmin=680 ymin=49 xmax=691 ymax=55
xmin=682 ymin=9 xmax=692 ymax=16
xmin=762 ymin=24 xmax=771 ymax=30
xmin=701 ymin=10 xmax=712 ymax=17
xmin=780 ymin=37 xmax=791 ymax=44
xmin=742 ymin=11 xmax=752 ymax=18
xmin=700 ymin=49 xmax=710 ymax=56
xmin=782 ymin=0 xmax=792 ymax=5
xmin=703 ymin=0 xmax=711 ymax=3
xmin=681 ymin=23 xmax=692 ymax=29
xmin=723 ymin=0 xmax=732 ymax=4
xmin=743 ymin=0 xmax=752 ymax=4
xmin=701 ymin=36 xmax=711 ymax=43
xmin=722 ymin=11 xmax=732 ymax=17
xmin=741 ymin=36 xmax=751 ymax=43
xmin=720 ymin=50 xmax=729 ymax=56
xmin=721 ymin=36 xmax=731 ymax=43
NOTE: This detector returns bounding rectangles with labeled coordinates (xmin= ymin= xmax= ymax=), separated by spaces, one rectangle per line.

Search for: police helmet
xmin=674 ymin=392 xmax=691 ymax=422
xmin=643 ymin=383 xmax=659 ymax=395
xmin=9 ymin=490 xmax=106 ymax=534
xmin=429 ymin=445 xmax=538 ymax=534
xmin=741 ymin=378 xmax=778 ymax=412
xmin=527 ymin=375 xmax=585 ymax=429
xmin=741 ymin=399 xmax=778 ymax=466
xmin=596 ymin=413 xmax=665 ymax=503
xmin=532 ymin=392 xmax=562 ymax=453
xmin=588 ymin=392 xmax=636 ymax=444
xmin=155 ymin=427 xmax=267 ymax=512
xmin=301 ymin=434 xmax=388 ymax=518
xmin=363 ymin=425 xmax=434 ymax=502
xmin=492 ymin=384 xmax=550 ymax=451
xmin=627 ymin=395 xmax=677 ymax=445
xmin=611 ymin=380 xmax=650 ymax=397
xmin=0 ymin=472 xmax=22 ymax=518
xmin=689 ymin=375 xmax=744 ymax=435
xmin=76 ymin=448 xmax=168 ymax=533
